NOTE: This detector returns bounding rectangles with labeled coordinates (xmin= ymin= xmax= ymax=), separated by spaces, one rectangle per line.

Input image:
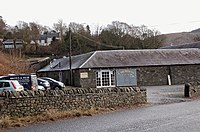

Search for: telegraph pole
xmin=69 ymin=28 xmax=73 ymax=85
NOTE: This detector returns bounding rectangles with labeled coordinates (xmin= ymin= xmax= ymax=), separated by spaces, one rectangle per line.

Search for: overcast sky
xmin=1 ymin=0 xmax=200 ymax=34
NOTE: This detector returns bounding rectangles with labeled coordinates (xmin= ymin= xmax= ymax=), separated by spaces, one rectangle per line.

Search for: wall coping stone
xmin=0 ymin=87 xmax=145 ymax=99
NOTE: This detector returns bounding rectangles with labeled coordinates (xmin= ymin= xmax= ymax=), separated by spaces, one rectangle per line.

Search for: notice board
xmin=116 ymin=68 xmax=137 ymax=86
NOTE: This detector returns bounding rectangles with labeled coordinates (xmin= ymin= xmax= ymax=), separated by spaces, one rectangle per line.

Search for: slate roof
xmin=3 ymin=39 xmax=24 ymax=44
xmin=161 ymin=41 xmax=200 ymax=49
xmin=40 ymin=31 xmax=59 ymax=40
xmin=38 ymin=49 xmax=200 ymax=72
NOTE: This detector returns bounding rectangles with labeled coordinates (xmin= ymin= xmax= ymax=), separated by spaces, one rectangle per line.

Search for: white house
xmin=3 ymin=39 xmax=23 ymax=49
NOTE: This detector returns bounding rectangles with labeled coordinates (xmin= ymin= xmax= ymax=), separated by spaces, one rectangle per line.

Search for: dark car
xmin=40 ymin=77 xmax=65 ymax=90
xmin=37 ymin=78 xmax=50 ymax=90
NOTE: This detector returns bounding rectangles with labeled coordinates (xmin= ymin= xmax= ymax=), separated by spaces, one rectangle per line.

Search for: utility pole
xmin=13 ymin=37 xmax=16 ymax=61
xmin=69 ymin=27 xmax=73 ymax=85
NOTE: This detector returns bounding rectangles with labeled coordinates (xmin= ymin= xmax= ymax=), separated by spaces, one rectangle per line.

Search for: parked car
xmin=0 ymin=74 xmax=38 ymax=91
xmin=37 ymin=78 xmax=50 ymax=90
xmin=0 ymin=80 xmax=24 ymax=91
xmin=40 ymin=77 xmax=65 ymax=90
xmin=38 ymin=85 xmax=45 ymax=91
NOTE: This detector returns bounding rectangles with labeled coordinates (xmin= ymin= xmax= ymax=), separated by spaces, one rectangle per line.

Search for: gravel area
xmin=144 ymin=85 xmax=191 ymax=105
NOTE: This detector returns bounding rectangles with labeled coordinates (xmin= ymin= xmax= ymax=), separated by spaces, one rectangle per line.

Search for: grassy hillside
xmin=0 ymin=51 xmax=32 ymax=75
xmin=162 ymin=32 xmax=200 ymax=46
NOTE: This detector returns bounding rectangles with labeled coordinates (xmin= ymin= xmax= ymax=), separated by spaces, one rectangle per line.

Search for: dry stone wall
xmin=185 ymin=81 xmax=200 ymax=97
xmin=0 ymin=87 xmax=146 ymax=117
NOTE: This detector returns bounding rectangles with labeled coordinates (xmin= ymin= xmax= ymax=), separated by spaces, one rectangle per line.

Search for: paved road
xmin=4 ymin=85 xmax=199 ymax=132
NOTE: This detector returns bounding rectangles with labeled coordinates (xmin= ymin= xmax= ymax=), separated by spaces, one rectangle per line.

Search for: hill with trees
xmin=3 ymin=16 xmax=200 ymax=74
xmin=0 ymin=16 xmax=165 ymax=57
xmin=162 ymin=32 xmax=200 ymax=46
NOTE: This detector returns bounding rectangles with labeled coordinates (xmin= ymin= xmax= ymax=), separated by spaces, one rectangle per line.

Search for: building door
xmin=96 ymin=70 xmax=115 ymax=88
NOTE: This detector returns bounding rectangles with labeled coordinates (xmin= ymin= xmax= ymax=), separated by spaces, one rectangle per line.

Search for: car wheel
xmin=55 ymin=87 xmax=60 ymax=90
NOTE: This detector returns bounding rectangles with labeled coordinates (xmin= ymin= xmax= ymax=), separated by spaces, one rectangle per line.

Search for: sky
xmin=1 ymin=0 xmax=200 ymax=34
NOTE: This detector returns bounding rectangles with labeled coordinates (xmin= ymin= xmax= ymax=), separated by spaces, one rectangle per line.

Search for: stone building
xmin=37 ymin=49 xmax=200 ymax=87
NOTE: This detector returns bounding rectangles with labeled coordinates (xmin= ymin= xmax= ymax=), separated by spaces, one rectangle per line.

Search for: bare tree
xmin=0 ymin=16 xmax=7 ymax=39
xmin=29 ymin=22 xmax=41 ymax=53
xmin=53 ymin=19 xmax=67 ymax=43
xmin=93 ymin=24 xmax=103 ymax=36
xmin=107 ymin=21 xmax=131 ymax=37
xmin=68 ymin=22 xmax=85 ymax=33
xmin=16 ymin=21 xmax=31 ymax=44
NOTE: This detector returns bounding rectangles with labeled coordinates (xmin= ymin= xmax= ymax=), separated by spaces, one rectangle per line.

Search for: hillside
xmin=0 ymin=51 xmax=32 ymax=75
xmin=162 ymin=32 xmax=200 ymax=46
xmin=191 ymin=28 xmax=200 ymax=33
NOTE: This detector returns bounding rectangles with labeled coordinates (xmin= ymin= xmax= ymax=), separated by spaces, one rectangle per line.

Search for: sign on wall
xmin=80 ymin=72 xmax=89 ymax=78
xmin=116 ymin=68 xmax=137 ymax=86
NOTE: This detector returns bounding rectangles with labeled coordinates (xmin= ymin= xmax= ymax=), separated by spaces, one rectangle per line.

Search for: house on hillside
xmin=31 ymin=30 xmax=60 ymax=46
xmin=30 ymin=30 xmax=60 ymax=46
xmin=37 ymin=49 xmax=200 ymax=88
xmin=3 ymin=39 xmax=24 ymax=49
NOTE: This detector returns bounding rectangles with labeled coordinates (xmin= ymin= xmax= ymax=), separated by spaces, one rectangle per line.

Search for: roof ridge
xmin=79 ymin=51 xmax=97 ymax=68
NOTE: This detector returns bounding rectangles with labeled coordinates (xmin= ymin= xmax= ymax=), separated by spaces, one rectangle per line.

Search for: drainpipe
xmin=69 ymin=28 xmax=73 ymax=85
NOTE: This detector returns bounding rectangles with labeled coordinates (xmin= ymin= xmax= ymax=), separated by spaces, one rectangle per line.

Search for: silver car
xmin=0 ymin=80 xmax=24 ymax=91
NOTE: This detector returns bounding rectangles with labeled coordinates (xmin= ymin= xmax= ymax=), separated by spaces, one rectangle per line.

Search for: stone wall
xmin=0 ymin=87 xmax=146 ymax=118
xmin=171 ymin=65 xmax=200 ymax=85
xmin=137 ymin=65 xmax=200 ymax=86
xmin=78 ymin=69 xmax=97 ymax=88
xmin=137 ymin=66 xmax=169 ymax=86
xmin=185 ymin=81 xmax=200 ymax=98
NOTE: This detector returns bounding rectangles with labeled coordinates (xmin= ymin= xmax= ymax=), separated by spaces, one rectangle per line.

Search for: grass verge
xmin=0 ymin=107 xmax=112 ymax=129
xmin=0 ymin=104 xmax=147 ymax=130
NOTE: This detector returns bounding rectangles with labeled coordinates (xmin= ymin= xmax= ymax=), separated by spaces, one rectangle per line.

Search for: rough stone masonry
xmin=185 ymin=81 xmax=200 ymax=98
xmin=0 ymin=87 xmax=146 ymax=117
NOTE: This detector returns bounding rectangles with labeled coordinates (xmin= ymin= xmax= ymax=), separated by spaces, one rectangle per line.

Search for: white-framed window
xmin=96 ymin=70 xmax=115 ymax=88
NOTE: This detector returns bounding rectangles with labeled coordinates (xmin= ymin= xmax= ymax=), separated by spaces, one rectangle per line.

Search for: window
xmin=111 ymin=71 xmax=115 ymax=85
xmin=96 ymin=70 xmax=115 ymax=88
xmin=0 ymin=82 xmax=10 ymax=88
xmin=102 ymin=71 xmax=109 ymax=86
xmin=96 ymin=72 xmax=101 ymax=87
xmin=0 ymin=82 xmax=3 ymax=88
xmin=4 ymin=82 xmax=10 ymax=87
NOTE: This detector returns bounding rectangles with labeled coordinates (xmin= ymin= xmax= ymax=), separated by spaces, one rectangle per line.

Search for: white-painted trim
xmin=168 ymin=75 xmax=171 ymax=85
xmin=79 ymin=51 xmax=97 ymax=68
xmin=96 ymin=69 xmax=116 ymax=88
